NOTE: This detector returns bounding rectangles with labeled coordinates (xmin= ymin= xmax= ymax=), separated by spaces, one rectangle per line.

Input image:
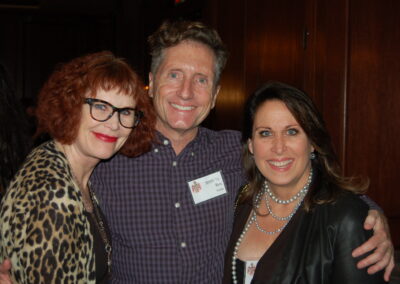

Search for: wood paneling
xmin=203 ymin=0 xmax=246 ymax=131
xmin=245 ymin=0 xmax=307 ymax=95
xmin=346 ymin=0 xmax=400 ymax=246
xmin=310 ymin=0 xmax=348 ymax=163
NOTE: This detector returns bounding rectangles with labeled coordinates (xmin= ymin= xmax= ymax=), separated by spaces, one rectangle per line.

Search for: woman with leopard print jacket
xmin=0 ymin=51 xmax=156 ymax=283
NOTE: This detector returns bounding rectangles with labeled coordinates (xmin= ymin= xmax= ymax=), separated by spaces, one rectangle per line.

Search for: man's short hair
xmin=148 ymin=20 xmax=228 ymax=86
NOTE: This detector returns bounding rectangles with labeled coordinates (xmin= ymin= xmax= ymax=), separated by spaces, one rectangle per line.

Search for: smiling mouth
xmin=171 ymin=103 xmax=195 ymax=111
xmin=268 ymin=159 xmax=293 ymax=167
xmin=94 ymin=132 xmax=118 ymax=143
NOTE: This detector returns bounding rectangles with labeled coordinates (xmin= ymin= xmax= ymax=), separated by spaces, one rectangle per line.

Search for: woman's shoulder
xmin=331 ymin=191 xmax=369 ymax=213
xmin=16 ymin=140 xmax=69 ymax=180
xmin=315 ymin=190 xmax=369 ymax=229
xmin=4 ymin=140 xmax=75 ymax=203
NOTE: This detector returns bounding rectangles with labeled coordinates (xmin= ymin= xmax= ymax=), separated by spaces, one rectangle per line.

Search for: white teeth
xmin=269 ymin=160 xmax=292 ymax=167
xmin=171 ymin=103 xmax=194 ymax=111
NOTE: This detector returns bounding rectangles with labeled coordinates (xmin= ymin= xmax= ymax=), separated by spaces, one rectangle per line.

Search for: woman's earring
xmin=310 ymin=152 xmax=316 ymax=160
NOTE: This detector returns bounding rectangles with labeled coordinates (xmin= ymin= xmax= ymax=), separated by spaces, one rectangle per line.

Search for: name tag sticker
xmin=188 ymin=171 xmax=227 ymax=204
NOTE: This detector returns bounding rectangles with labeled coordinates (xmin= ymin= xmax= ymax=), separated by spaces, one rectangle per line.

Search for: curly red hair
xmin=36 ymin=51 xmax=156 ymax=157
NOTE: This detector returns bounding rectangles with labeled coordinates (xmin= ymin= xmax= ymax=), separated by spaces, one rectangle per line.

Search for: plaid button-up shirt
xmin=91 ymin=128 xmax=246 ymax=283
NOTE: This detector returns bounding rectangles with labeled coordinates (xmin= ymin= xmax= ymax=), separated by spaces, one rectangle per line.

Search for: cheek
xmin=118 ymin=129 xmax=132 ymax=142
xmin=159 ymin=81 xmax=180 ymax=94
xmin=293 ymin=141 xmax=313 ymax=160
xmin=121 ymin=129 xmax=132 ymax=139
xmin=251 ymin=140 xmax=270 ymax=160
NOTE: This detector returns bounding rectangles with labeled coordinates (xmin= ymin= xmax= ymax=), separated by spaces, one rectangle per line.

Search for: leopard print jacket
xmin=0 ymin=140 xmax=95 ymax=283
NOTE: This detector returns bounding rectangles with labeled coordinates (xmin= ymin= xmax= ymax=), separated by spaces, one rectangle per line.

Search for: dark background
xmin=1 ymin=0 xmax=399 ymax=253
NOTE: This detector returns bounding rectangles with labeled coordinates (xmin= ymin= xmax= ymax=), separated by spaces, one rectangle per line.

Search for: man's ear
xmin=211 ymin=85 xmax=221 ymax=109
xmin=148 ymin=72 xmax=154 ymax=98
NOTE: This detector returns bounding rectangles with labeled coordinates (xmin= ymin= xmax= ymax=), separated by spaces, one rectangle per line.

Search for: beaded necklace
xmin=231 ymin=169 xmax=313 ymax=283
xmin=264 ymin=168 xmax=313 ymax=204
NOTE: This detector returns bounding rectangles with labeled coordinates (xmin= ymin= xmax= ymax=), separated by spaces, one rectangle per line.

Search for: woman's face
xmin=248 ymin=100 xmax=314 ymax=194
xmin=73 ymin=88 xmax=135 ymax=163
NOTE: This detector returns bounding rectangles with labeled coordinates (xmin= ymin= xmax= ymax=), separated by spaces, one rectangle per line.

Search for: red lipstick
xmin=94 ymin=132 xmax=118 ymax=143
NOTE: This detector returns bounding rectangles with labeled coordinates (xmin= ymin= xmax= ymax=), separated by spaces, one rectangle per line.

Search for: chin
xmin=265 ymin=175 xmax=294 ymax=187
xmin=94 ymin=149 xmax=118 ymax=160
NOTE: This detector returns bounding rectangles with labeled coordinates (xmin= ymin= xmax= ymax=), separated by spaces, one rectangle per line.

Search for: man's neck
xmin=156 ymin=124 xmax=199 ymax=155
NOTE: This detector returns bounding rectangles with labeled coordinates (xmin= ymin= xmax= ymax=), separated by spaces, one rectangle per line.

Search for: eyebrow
xmin=254 ymin=124 xmax=301 ymax=130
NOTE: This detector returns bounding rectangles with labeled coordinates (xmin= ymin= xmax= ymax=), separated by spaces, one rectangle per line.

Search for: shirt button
xmin=180 ymin=242 xmax=187 ymax=248
xmin=175 ymin=202 xmax=180 ymax=208
xmin=163 ymin=140 xmax=169 ymax=145
xmin=172 ymin=161 xmax=177 ymax=167
xmin=154 ymin=148 xmax=159 ymax=153
xmin=191 ymin=152 xmax=195 ymax=156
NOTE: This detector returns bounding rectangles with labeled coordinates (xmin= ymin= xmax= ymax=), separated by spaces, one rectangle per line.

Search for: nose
xmin=105 ymin=111 xmax=120 ymax=130
xmin=272 ymin=134 xmax=287 ymax=154
xmin=178 ymin=78 xmax=194 ymax=100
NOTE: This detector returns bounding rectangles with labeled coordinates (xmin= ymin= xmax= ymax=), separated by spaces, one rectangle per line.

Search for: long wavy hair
xmin=241 ymin=81 xmax=368 ymax=211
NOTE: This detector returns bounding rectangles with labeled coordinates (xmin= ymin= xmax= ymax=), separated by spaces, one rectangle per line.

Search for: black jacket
xmin=222 ymin=181 xmax=385 ymax=284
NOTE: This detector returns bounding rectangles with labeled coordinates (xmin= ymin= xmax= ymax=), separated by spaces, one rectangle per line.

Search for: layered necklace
xmin=231 ymin=169 xmax=313 ymax=284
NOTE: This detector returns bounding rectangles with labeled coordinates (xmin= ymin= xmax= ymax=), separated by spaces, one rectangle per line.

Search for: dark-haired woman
xmin=0 ymin=51 xmax=156 ymax=283
xmin=223 ymin=82 xmax=385 ymax=283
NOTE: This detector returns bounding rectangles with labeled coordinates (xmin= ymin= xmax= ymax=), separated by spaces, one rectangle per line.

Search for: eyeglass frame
xmin=84 ymin=98 xmax=143 ymax=129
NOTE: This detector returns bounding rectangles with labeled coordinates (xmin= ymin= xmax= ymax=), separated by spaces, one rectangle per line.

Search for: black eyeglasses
xmin=84 ymin=98 xmax=143 ymax=129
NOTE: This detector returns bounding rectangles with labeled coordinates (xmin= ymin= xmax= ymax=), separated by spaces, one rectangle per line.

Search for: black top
xmin=223 ymin=176 xmax=385 ymax=284
xmin=84 ymin=204 xmax=111 ymax=284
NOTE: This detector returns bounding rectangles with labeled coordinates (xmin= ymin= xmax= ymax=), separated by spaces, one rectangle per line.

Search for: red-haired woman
xmin=0 ymin=51 xmax=155 ymax=283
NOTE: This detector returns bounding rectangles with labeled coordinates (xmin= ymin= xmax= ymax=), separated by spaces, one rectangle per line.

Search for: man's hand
xmin=0 ymin=259 xmax=12 ymax=284
xmin=352 ymin=209 xmax=395 ymax=282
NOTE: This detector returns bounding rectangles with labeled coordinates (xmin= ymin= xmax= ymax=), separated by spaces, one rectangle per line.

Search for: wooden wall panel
xmin=245 ymin=0 xmax=307 ymax=96
xmin=311 ymin=0 xmax=348 ymax=164
xmin=346 ymin=0 xmax=400 ymax=247
xmin=203 ymin=0 xmax=246 ymax=131
xmin=206 ymin=0 xmax=308 ymax=131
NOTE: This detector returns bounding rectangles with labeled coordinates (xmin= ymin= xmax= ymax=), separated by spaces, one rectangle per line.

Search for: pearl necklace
xmin=232 ymin=213 xmax=256 ymax=284
xmin=232 ymin=190 xmax=265 ymax=283
xmin=253 ymin=197 xmax=303 ymax=235
xmin=231 ymin=169 xmax=313 ymax=283
xmin=265 ymin=168 xmax=313 ymax=204
xmin=265 ymin=193 xmax=303 ymax=221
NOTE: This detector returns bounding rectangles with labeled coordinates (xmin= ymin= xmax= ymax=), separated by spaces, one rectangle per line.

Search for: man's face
xmin=149 ymin=40 xmax=220 ymax=138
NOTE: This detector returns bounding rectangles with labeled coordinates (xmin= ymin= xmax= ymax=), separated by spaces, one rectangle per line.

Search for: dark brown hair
xmin=241 ymin=81 xmax=367 ymax=210
xmin=35 ymin=51 xmax=156 ymax=157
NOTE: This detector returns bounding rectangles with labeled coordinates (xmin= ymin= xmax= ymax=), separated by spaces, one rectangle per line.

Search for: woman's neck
xmin=55 ymin=141 xmax=98 ymax=195
xmin=267 ymin=167 xmax=313 ymax=201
